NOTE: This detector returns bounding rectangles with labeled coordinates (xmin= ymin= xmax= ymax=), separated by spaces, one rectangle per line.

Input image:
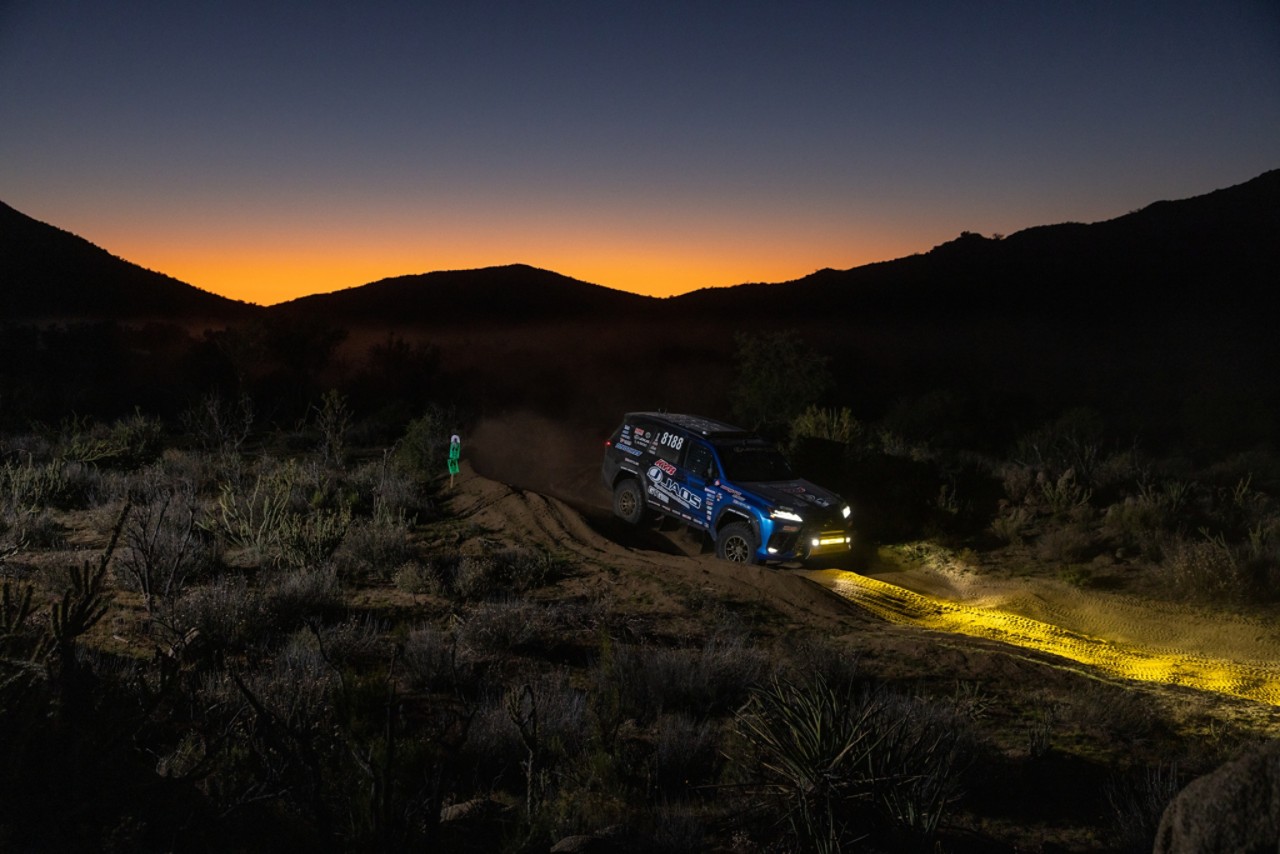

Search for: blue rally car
xmin=601 ymin=412 xmax=853 ymax=564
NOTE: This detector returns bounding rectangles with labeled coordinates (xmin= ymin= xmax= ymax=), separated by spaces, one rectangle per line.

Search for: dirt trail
xmin=448 ymin=460 xmax=1280 ymax=709
xmin=443 ymin=462 xmax=870 ymax=635
xmin=800 ymin=559 xmax=1280 ymax=707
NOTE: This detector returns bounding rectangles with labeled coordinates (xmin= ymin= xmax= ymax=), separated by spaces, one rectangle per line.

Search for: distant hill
xmin=4 ymin=169 xmax=1276 ymax=329
xmin=0 ymin=201 xmax=254 ymax=322
xmin=266 ymin=264 xmax=657 ymax=326
xmin=668 ymin=168 xmax=1280 ymax=323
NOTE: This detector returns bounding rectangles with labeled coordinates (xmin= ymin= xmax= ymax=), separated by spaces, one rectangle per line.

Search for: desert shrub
xmin=1102 ymin=482 xmax=1192 ymax=558
xmin=1000 ymin=463 xmax=1037 ymax=505
xmin=401 ymin=625 xmax=465 ymax=692
xmin=334 ymin=510 xmax=415 ymax=581
xmin=181 ymin=391 xmax=255 ymax=457
xmin=1 ymin=507 xmax=64 ymax=551
xmin=1 ymin=456 xmax=70 ymax=514
xmin=391 ymin=560 xmax=438 ymax=594
xmin=307 ymin=615 xmax=385 ymax=668
xmin=171 ymin=573 xmax=271 ymax=651
xmin=644 ymin=803 xmax=708 ymax=853
xmin=206 ymin=458 xmax=297 ymax=560
xmin=54 ymin=411 xmax=164 ymax=470
xmin=1163 ymin=533 xmax=1250 ymax=602
xmin=789 ymin=405 xmax=862 ymax=448
xmin=265 ymin=564 xmax=343 ymax=628
xmin=732 ymin=675 xmax=883 ymax=852
xmin=1105 ymin=762 xmax=1181 ymax=853
xmin=779 ymin=635 xmax=865 ymax=695
xmin=1068 ymin=682 xmax=1159 ymax=743
xmin=1035 ymin=468 xmax=1093 ymax=517
xmin=1035 ymin=522 xmax=1098 ymax=564
xmin=394 ymin=405 xmax=460 ymax=481
xmin=310 ymin=389 xmax=351 ymax=467
xmin=991 ymin=505 xmax=1033 ymax=544
xmin=1013 ymin=408 xmax=1105 ymax=485
xmin=427 ymin=547 xmax=563 ymax=601
xmin=206 ymin=457 xmax=353 ymax=568
xmin=730 ymin=329 xmax=831 ymax=436
xmin=599 ymin=634 xmax=770 ymax=724
xmin=278 ymin=504 xmax=352 ymax=570
xmin=652 ymin=712 xmax=721 ymax=797
xmin=460 ymin=670 xmax=590 ymax=794
xmin=456 ymin=597 xmax=547 ymax=655
xmin=117 ymin=472 xmax=216 ymax=615
xmin=869 ymin=691 xmax=970 ymax=848
xmin=348 ymin=456 xmax=433 ymax=519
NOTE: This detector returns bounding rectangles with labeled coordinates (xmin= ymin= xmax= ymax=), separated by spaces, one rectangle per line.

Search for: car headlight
xmin=841 ymin=505 xmax=852 ymax=519
xmin=771 ymin=509 xmax=803 ymax=523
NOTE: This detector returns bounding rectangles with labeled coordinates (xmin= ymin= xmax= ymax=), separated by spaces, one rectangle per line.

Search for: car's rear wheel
xmin=716 ymin=522 xmax=758 ymax=564
xmin=613 ymin=479 xmax=645 ymax=525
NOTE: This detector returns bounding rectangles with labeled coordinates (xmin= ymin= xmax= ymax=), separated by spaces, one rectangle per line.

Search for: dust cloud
xmin=464 ymin=411 xmax=614 ymax=509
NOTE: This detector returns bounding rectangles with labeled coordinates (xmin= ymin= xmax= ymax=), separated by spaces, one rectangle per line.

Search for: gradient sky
xmin=2 ymin=1 xmax=1278 ymax=305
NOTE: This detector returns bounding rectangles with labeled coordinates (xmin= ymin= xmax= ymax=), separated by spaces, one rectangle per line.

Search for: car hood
xmin=738 ymin=479 xmax=845 ymax=517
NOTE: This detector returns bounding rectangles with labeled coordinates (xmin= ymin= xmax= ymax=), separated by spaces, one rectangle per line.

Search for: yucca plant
xmin=734 ymin=674 xmax=884 ymax=853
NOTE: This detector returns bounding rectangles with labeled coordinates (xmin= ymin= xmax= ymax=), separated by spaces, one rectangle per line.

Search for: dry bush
xmin=991 ymin=505 xmax=1033 ymax=544
xmin=424 ymin=547 xmax=564 ymax=602
xmin=456 ymin=598 xmax=549 ymax=655
xmin=1105 ymin=762 xmax=1181 ymax=853
xmin=1035 ymin=522 xmax=1099 ymax=564
xmin=308 ymin=615 xmax=385 ymax=667
xmin=391 ymin=560 xmax=438 ymax=595
xmin=644 ymin=803 xmax=709 ymax=853
xmin=460 ymin=669 xmax=590 ymax=793
xmin=1036 ymin=468 xmax=1094 ymax=517
xmin=653 ymin=712 xmax=721 ymax=797
xmin=334 ymin=511 xmax=415 ymax=581
xmin=1163 ymin=534 xmax=1250 ymax=602
xmin=1103 ymin=488 xmax=1180 ymax=559
xmin=264 ymin=565 xmax=343 ymax=628
xmin=171 ymin=573 xmax=271 ymax=651
xmin=348 ymin=456 xmax=434 ymax=520
xmin=598 ymin=634 xmax=771 ymax=724
xmin=401 ymin=625 xmax=466 ymax=692
xmin=117 ymin=470 xmax=215 ymax=614
xmin=1067 ymin=682 xmax=1160 ymax=744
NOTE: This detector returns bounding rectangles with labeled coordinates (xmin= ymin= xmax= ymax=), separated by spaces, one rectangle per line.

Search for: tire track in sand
xmin=803 ymin=569 xmax=1280 ymax=707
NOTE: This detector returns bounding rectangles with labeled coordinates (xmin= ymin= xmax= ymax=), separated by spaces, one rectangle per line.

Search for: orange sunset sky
xmin=3 ymin=2 xmax=1277 ymax=305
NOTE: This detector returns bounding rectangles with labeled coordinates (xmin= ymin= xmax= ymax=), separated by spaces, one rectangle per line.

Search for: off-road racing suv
xmin=601 ymin=412 xmax=853 ymax=564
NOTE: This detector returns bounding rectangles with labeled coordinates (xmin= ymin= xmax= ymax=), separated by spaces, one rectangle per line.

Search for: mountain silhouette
xmin=0 ymin=201 xmax=254 ymax=322
xmin=3 ymin=169 xmax=1276 ymax=327
xmin=265 ymin=264 xmax=657 ymax=326
xmin=667 ymin=168 xmax=1280 ymax=323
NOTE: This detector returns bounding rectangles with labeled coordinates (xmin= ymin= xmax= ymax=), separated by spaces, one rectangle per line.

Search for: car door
xmin=644 ymin=426 xmax=692 ymax=519
xmin=683 ymin=441 xmax=722 ymax=531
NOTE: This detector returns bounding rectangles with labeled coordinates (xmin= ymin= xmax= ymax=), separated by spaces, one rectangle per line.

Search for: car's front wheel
xmin=716 ymin=522 xmax=759 ymax=564
xmin=612 ymin=479 xmax=645 ymax=525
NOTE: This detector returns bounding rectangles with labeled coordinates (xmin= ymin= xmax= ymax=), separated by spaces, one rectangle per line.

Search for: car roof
xmin=625 ymin=412 xmax=756 ymax=440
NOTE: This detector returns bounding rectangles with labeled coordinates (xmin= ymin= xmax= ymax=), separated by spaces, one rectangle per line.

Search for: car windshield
xmin=715 ymin=441 xmax=795 ymax=482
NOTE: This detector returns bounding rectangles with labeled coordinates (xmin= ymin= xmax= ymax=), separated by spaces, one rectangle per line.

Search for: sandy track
xmin=450 ymin=461 xmax=1280 ymax=708
xmin=802 ymin=567 xmax=1280 ymax=707
xmin=444 ymin=464 xmax=870 ymax=634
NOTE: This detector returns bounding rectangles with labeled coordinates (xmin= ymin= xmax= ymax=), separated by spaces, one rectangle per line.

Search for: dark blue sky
xmin=2 ymin=1 xmax=1277 ymax=303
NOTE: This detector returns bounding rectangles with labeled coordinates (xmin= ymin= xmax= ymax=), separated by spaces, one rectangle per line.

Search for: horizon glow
xmin=2 ymin=2 xmax=1278 ymax=305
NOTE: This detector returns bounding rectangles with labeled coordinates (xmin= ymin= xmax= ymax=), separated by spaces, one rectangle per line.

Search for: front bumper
xmin=763 ymin=522 xmax=853 ymax=561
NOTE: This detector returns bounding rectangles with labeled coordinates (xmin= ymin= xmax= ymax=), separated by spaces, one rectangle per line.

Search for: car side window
xmin=654 ymin=430 xmax=685 ymax=466
xmin=685 ymin=443 xmax=717 ymax=480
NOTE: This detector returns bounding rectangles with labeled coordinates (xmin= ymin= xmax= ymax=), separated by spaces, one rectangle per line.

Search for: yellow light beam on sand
xmin=804 ymin=569 xmax=1280 ymax=707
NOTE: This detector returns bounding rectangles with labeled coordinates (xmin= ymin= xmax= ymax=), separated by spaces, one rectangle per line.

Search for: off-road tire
xmin=716 ymin=522 xmax=758 ymax=564
xmin=613 ymin=479 xmax=645 ymax=525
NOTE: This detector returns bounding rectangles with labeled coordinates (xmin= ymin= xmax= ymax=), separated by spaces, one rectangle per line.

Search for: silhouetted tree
xmin=730 ymin=330 xmax=831 ymax=439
